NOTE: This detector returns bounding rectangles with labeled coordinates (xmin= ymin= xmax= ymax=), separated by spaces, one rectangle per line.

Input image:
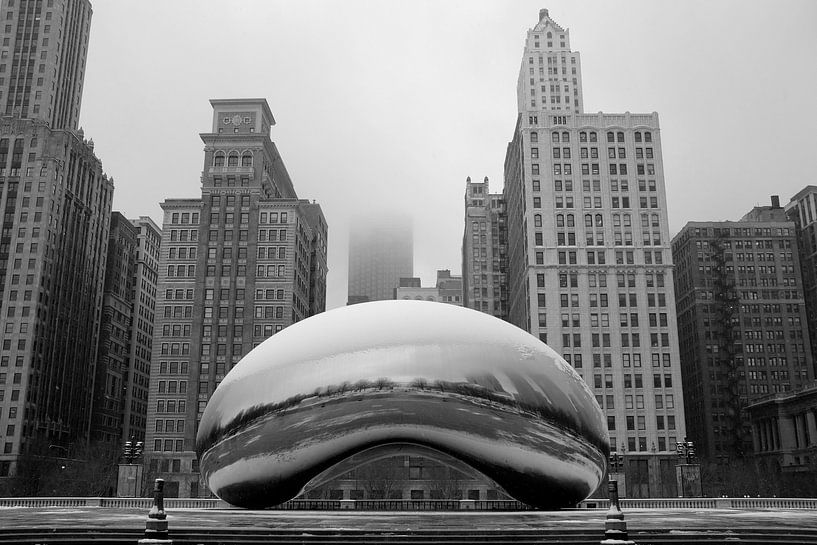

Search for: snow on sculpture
xmin=196 ymin=300 xmax=609 ymax=509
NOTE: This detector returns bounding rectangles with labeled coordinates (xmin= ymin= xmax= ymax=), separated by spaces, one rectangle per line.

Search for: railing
xmin=0 ymin=496 xmax=816 ymax=510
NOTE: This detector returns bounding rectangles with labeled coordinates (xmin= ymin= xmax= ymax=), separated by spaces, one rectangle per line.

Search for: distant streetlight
xmin=675 ymin=438 xmax=696 ymax=464
xmin=123 ymin=438 xmax=144 ymax=463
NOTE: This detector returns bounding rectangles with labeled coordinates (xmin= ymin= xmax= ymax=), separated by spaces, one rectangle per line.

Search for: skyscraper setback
xmin=144 ymin=98 xmax=328 ymax=498
xmin=490 ymin=9 xmax=686 ymax=496
xmin=1 ymin=0 xmax=93 ymax=130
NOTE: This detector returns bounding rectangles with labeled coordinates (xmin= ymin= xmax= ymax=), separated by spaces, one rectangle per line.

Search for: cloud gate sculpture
xmin=196 ymin=300 xmax=609 ymax=509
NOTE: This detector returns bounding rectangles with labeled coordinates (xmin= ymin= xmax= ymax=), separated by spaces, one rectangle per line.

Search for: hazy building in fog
xmin=672 ymin=198 xmax=814 ymax=461
xmin=347 ymin=214 xmax=412 ymax=304
xmin=144 ymin=98 xmax=328 ymax=497
xmin=500 ymin=9 xmax=685 ymax=497
xmin=462 ymin=176 xmax=508 ymax=320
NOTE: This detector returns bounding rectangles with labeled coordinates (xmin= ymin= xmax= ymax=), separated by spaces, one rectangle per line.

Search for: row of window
xmin=547 ymin=249 xmax=664 ymax=266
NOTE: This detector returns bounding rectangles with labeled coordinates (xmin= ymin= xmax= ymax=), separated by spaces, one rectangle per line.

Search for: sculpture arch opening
xmin=301 ymin=444 xmax=511 ymax=501
xmin=196 ymin=301 xmax=609 ymax=509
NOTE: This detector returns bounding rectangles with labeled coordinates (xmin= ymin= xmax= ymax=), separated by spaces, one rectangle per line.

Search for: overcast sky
xmin=79 ymin=0 xmax=817 ymax=310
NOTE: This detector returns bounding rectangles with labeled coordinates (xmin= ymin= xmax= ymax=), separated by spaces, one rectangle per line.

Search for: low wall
xmin=0 ymin=496 xmax=815 ymax=510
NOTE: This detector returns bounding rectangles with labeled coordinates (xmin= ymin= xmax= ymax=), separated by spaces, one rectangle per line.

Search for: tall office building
xmin=347 ymin=213 xmax=412 ymax=304
xmin=672 ymin=198 xmax=814 ymax=461
xmin=91 ymin=212 xmax=137 ymax=444
xmin=462 ymin=176 xmax=508 ymax=319
xmin=0 ymin=0 xmax=93 ymax=130
xmin=786 ymin=186 xmax=817 ymax=368
xmin=0 ymin=0 xmax=114 ymax=479
xmin=90 ymin=214 xmax=160 ymax=445
xmin=501 ymin=9 xmax=685 ymax=497
xmin=144 ymin=98 xmax=328 ymax=498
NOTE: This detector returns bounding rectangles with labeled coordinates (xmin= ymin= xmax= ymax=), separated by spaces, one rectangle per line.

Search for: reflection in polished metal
xmin=196 ymin=300 xmax=609 ymax=509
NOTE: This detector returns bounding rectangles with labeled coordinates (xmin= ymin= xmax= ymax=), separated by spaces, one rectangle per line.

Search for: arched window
xmin=547 ymin=32 xmax=552 ymax=38
xmin=585 ymin=214 xmax=593 ymax=228
xmin=651 ymin=214 xmax=660 ymax=227
xmin=617 ymin=131 xmax=624 ymax=142
xmin=227 ymin=152 xmax=239 ymax=167
xmin=589 ymin=131 xmax=597 ymax=142
xmin=607 ymin=131 xmax=615 ymax=143
xmin=596 ymin=214 xmax=603 ymax=227
xmin=556 ymin=214 xmax=564 ymax=227
xmin=634 ymin=132 xmax=642 ymax=143
xmin=213 ymin=151 xmax=225 ymax=167
xmin=530 ymin=131 xmax=538 ymax=143
xmin=534 ymin=214 xmax=542 ymax=228
xmin=562 ymin=131 xmax=569 ymax=142
xmin=551 ymin=131 xmax=560 ymax=143
xmin=644 ymin=131 xmax=653 ymax=143
xmin=241 ymin=152 xmax=253 ymax=167
xmin=566 ymin=214 xmax=575 ymax=227
xmin=426 ymin=297 xmax=435 ymax=302
xmin=579 ymin=131 xmax=587 ymax=142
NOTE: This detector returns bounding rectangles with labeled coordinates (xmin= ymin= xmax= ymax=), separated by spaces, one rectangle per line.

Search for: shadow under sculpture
xmin=196 ymin=300 xmax=609 ymax=509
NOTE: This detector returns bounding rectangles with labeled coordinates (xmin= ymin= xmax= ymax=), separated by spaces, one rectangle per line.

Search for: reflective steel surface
xmin=196 ymin=301 xmax=609 ymax=509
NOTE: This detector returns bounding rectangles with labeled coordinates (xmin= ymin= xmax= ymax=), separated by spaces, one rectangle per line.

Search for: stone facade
xmin=0 ymin=118 xmax=112 ymax=477
xmin=500 ymin=10 xmax=685 ymax=497
xmin=672 ymin=209 xmax=814 ymax=461
xmin=0 ymin=0 xmax=93 ymax=131
xmin=144 ymin=99 xmax=328 ymax=498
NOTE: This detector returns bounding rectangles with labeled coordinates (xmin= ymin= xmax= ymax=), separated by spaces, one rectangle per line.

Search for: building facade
xmin=501 ymin=9 xmax=685 ymax=497
xmin=0 ymin=0 xmax=116 ymax=480
xmin=786 ymin=187 xmax=817 ymax=371
xmin=144 ymin=98 xmax=328 ymax=498
xmin=747 ymin=383 xmax=817 ymax=494
xmin=462 ymin=177 xmax=508 ymax=319
xmin=0 ymin=0 xmax=93 ymax=131
xmin=347 ymin=213 xmax=412 ymax=304
xmin=672 ymin=206 xmax=814 ymax=461
xmin=123 ymin=216 xmax=160 ymax=444
xmin=91 ymin=212 xmax=137 ymax=444
xmin=90 ymin=213 xmax=160 ymax=446
xmin=0 ymin=119 xmax=112 ymax=477
xmin=395 ymin=270 xmax=463 ymax=305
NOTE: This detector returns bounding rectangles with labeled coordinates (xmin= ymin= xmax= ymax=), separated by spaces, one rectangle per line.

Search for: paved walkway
xmin=0 ymin=507 xmax=816 ymax=532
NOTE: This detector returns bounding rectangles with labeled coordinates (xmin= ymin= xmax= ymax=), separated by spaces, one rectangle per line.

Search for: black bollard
xmin=139 ymin=478 xmax=172 ymax=544
xmin=600 ymin=479 xmax=635 ymax=545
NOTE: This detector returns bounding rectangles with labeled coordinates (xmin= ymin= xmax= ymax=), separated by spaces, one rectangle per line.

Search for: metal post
xmin=600 ymin=480 xmax=635 ymax=545
xmin=139 ymin=478 xmax=171 ymax=544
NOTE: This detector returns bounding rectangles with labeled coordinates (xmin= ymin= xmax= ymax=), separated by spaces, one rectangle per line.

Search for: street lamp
xmin=609 ymin=451 xmax=624 ymax=473
xmin=675 ymin=438 xmax=696 ymax=464
xmin=123 ymin=438 xmax=144 ymax=463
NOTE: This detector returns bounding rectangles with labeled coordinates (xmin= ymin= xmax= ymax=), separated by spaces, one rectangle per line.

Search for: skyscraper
xmin=501 ymin=9 xmax=685 ymax=496
xmin=673 ymin=199 xmax=814 ymax=461
xmin=786 ymin=186 xmax=817 ymax=367
xmin=144 ymin=98 xmax=328 ymax=498
xmin=0 ymin=0 xmax=93 ymax=130
xmin=462 ymin=176 xmax=508 ymax=319
xmin=347 ymin=213 xmax=412 ymax=304
xmin=0 ymin=0 xmax=113 ymax=479
xmin=91 ymin=214 xmax=160 ymax=446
